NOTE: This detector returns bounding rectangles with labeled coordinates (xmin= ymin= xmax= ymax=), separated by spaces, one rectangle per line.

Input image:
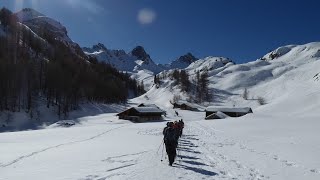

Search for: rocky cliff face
xmin=131 ymin=46 xmax=151 ymax=62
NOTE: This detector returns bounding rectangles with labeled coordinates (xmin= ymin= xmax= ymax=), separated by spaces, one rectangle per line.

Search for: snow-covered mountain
xmin=164 ymin=53 xmax=199 ymax=69
xmin=83 ymin=43 xmax=164 ymax=73
xmin=83 ymin=44 xmax=199 ymax=73
xmin=83 ymin=44 xmax=223 ymax=91
xmin=137 ymin=42 xmax=320 ymax=110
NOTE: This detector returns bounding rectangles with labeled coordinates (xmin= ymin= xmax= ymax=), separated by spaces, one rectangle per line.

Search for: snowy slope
xmin=145 ymin=42 xmax=320 ymax=109
xmin=211 ymin=42 xmax=320 ymax=106
xmin=186 ymin=56 xmax=233 ymax=74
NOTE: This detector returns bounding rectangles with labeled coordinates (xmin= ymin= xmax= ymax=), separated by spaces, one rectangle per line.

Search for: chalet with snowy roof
xmin=205 ymin=106 xmax=253 ymax=119
xmin=116 ymin=107 xmax=164 ymax=122
xmin=172 ymin=100 xmax=199 ymax=111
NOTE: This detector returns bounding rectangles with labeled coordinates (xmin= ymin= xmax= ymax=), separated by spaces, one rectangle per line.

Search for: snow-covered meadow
xmin=1 ymin=105 xmax=319 ymax=180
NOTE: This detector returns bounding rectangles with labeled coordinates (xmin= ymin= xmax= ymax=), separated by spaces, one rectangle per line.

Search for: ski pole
xmin=157 ymin=140 xmax=164 ymax=154
xmin=161 ymin=141 xmax=165 ymax=161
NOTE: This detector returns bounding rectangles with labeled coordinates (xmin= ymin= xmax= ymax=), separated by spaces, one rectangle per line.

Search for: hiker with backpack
xmin=172 ymin=120 xmax=184 ymax=139
xmin=172 ymin=121 xmax=181 ymax=143
xmin=178 ymin=119 xmax=184 ymax=137
xmin=163 ymin=122 xmax=178 ymax=166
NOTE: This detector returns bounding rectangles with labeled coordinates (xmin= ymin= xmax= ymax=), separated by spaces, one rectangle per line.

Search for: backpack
xmin=164 ymin=127 xmax=177 ymax=143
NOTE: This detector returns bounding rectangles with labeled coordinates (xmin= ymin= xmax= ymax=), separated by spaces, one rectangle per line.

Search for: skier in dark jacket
xmin=163 ymin=122 xmax=178 ymax=166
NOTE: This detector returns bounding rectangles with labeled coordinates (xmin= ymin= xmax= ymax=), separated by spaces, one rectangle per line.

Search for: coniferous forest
xmin=0 ymin=8 xmax=144 ymax=117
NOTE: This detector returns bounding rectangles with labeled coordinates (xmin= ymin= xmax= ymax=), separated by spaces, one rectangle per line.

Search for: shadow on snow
xmin=172 ymin=133 xmax=218 ymax=177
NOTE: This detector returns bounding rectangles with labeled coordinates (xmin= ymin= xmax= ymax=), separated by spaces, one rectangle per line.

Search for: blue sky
xmin=1 ymin=0 xmax=320 ymax=64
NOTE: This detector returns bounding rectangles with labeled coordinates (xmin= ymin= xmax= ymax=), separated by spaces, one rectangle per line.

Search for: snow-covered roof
xmin=133 ymin=107 xmax=164 ymax=113
xmin=206 ymin=106 xmax=252 ymax=113
xmin=206 ymin=111 xmax=229 ymax=119
xmin=138 ymin=103 xmax=160 ymax=109
xmin=117 ymin=107 xmax=164 ymax=116
xmin=175 ymin=100 xmax=199 ymax=109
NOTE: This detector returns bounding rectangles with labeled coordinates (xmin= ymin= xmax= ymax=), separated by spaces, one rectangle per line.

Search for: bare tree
xmin=243 ymin=88 xmax=249 ymax=100
xmin=172 ymin=94 xmax=181 ymax=103
xmin=257 ymin=96 xmax=266 ymax=105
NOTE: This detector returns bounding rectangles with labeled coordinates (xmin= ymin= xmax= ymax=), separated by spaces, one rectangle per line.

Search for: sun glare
xmin=14 ymin=0 xmax=39 ymax=11
xmin=14 ymin=0 xmax=24 ymax=11
xmin=31 ymin=0 xmax=39 ymax=9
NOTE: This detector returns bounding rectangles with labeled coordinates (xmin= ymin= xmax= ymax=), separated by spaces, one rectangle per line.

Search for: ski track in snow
xmin=0 ymin=125 xmax=129 ymax=168
xmin=191 ymin=122 xmax=267 ymax=180
xmin=193 ymin=122 xmax=320 ymax=178
xmin=85 ymin=125 xmax=221 ymax=180
xmin=127 ymin=120 xmax=269 ymax=179
xmin=82 ymin=151 xmax=150 ymax=180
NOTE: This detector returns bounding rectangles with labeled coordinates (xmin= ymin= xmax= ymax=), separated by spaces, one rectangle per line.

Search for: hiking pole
xmin=161 ymin=141 xmax=165 ymax=162
xmin=157 ymin=140 xmax=164 ymax=154
xmin=176 ymin=148 xmax=181 ymax=163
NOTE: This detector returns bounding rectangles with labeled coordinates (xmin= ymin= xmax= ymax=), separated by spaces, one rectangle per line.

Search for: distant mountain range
xmin=82 ymin=43 xmax=200 ymax=73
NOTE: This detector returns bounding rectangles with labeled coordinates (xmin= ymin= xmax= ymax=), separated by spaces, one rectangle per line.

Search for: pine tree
xmin=172 ymin=69 xmax=180 ymax=84
xmin=180 ymin=70 xmax=190 ymax=92
xmin=200 ymin=70 xmax=210 ymax=101
xmin=195 ymin=70 xmax=210 ymax=103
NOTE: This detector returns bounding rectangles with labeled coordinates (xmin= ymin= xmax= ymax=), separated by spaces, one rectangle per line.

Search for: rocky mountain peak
xmin=131 ymin=46 xmax=151 ymax=61
xmin=92 ymin=43 xmax=108 ymax=51
xmin=177 ymin=53 xmax=198 ymax=64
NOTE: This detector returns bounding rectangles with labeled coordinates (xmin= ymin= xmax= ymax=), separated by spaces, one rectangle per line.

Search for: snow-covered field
xmin=1 ymin=42 xmax=320 ymax=180
xmin=1 ymin=104 xmax=319 ymax=180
